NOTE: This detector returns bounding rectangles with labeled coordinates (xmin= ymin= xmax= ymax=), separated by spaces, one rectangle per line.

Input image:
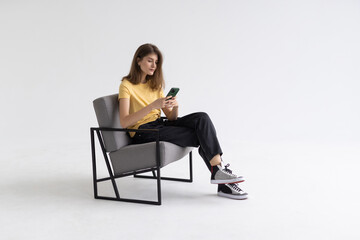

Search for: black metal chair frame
xmin=90 ymin=127 xmax=193 ymax=205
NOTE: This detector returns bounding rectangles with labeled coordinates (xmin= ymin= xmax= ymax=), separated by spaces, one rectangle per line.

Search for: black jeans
xmin=132 ymin=112 xmax=223 ymax=171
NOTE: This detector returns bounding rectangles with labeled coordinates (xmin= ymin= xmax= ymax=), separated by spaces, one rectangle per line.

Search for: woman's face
xmin=138 ymin=53 xmax=158 ymax=76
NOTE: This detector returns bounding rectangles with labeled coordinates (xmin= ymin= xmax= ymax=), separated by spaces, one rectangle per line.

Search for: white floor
xmin=1 ymin=139 xmax=359 ymax=240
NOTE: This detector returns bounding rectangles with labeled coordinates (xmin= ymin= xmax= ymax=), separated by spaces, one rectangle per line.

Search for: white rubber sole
xmin=211 ymin=177 xmax=244 ymax=184
xmin=218 ymin=191 xmax=248 ymax=200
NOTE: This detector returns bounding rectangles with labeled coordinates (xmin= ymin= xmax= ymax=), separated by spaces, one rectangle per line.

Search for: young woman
xmin=118 ymin=43 xmax=248 ymax=200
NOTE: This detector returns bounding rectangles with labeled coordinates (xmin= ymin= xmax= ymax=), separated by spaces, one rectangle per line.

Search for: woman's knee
xmin=194 ymin=112 xmax=210 ymax=120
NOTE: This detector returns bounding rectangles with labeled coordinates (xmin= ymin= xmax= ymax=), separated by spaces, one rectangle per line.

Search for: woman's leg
xmin=165 ymin=112 xmax=223 ymax=165
xmin=133 ymin=115 xmax=247 ymax=199
xmin=168 ymin=112 xmax=244 ymax=184
xmin=210 ymin=154 xmax=222 ymax=166
xmin=134 ymin=113 xmax=228 ymax=170
xmin=133 ymin=119 xmax=200 ymax=147
xmin=133 ymin=116 xmax=218 ymax=170
xmin=133 ymin=114 xmax=243 ymax=184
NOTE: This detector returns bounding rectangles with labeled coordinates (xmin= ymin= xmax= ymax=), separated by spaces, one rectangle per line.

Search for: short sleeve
xmin=160 ymin=88 xmax=165 ymax=98
xmin=119 ymin=81 xmax=130 ymax=100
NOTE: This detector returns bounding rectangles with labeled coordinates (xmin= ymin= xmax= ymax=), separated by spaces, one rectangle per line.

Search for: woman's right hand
xmin=151 ymin=97 xmax=172 ymax=109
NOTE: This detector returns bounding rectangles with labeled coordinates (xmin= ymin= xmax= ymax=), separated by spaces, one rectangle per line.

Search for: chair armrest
xmin=91 ymin=127 xmax=160 ymax=143
xmin=91 ymin=127 xmax=159 ymax=133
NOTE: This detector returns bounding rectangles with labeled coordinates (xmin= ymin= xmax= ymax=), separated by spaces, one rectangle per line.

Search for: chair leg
xmin=95 ymin=130 xmax=120 ymax=199
xmin=91 ymin=128 xmax=161 ymax=205
xmin=156 ymin=166 xmax=161 ymax=205
xmin=91 ymin=129 xmax=98 ymax=198
xmin=189 ymin=151 xmax=193 ymax=182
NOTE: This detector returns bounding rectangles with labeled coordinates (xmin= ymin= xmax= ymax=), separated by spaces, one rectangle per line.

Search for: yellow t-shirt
xmin=118 ymin=79 xmax=164 ymax=137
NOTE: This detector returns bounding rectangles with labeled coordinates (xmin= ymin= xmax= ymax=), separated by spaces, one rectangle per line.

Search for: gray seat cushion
xmin=109 ymin=142 xmax=193 ymax=176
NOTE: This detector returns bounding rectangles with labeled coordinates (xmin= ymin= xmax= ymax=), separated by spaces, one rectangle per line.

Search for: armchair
xmin=91 ymin=94 xmax=193 ymax=205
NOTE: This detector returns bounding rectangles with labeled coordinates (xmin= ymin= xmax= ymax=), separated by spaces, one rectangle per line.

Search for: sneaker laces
xmin=224 ymin=163 xmax=233 ymax=174
xmin=221 ymin=163 xmax=237 ymax=177
xmin=229 ymin=183 xmax=242 ymax=192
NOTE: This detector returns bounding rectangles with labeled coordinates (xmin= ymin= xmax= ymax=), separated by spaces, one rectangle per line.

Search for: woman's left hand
xmin=164 ymin=96 xmax=178 ymax=109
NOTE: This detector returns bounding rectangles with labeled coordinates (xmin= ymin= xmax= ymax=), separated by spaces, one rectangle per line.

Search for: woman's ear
xmin=137 ymin=57 xmax=141 ymax=65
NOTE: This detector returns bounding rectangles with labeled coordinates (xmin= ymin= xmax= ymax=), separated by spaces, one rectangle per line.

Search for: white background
xmin=1 ymin=0 xmax=360 ymax=239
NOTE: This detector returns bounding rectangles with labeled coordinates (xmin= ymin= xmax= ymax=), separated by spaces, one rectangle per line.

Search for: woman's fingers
xmin=162 ymin=96 xmax=178 ymax=108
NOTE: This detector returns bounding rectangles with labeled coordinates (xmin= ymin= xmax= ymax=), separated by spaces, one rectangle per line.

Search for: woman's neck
xmin=140 ymin=73 xmax=147 ymax=84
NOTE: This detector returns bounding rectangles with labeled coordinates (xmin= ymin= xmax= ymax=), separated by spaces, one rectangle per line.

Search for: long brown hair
xmin=122 ymin=43 xmax=164 ymax=91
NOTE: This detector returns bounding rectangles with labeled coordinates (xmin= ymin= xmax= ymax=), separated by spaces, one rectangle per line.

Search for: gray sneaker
xmin=210 ymin=163 xmax=244 ymax=184
xmin=218 ymin=183 xmax=248 ymax=200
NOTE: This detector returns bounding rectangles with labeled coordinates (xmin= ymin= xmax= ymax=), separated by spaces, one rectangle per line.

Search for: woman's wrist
xmin=149 ymin=102 xmax=156 ymax=111
xmin=171 ymin=106 xmax=178 ymax=119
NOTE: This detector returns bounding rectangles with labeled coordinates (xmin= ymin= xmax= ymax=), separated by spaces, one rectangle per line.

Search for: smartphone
xmin=166 ymin=87 xmax=180 ymax=100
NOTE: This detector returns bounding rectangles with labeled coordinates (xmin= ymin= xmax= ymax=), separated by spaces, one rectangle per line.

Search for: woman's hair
xmin=122 ymin=43 xmax=164 ymax=91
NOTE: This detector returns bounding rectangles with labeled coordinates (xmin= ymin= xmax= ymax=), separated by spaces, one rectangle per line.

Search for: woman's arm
xmin=162 ymin=97 xmax=179 ymax=121
xmin=119 ymin=97 xmax=170 ymax=128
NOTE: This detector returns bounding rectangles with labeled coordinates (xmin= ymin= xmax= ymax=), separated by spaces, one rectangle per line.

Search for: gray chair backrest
xmin=93 ymin=94 xmax=131 ymax=152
